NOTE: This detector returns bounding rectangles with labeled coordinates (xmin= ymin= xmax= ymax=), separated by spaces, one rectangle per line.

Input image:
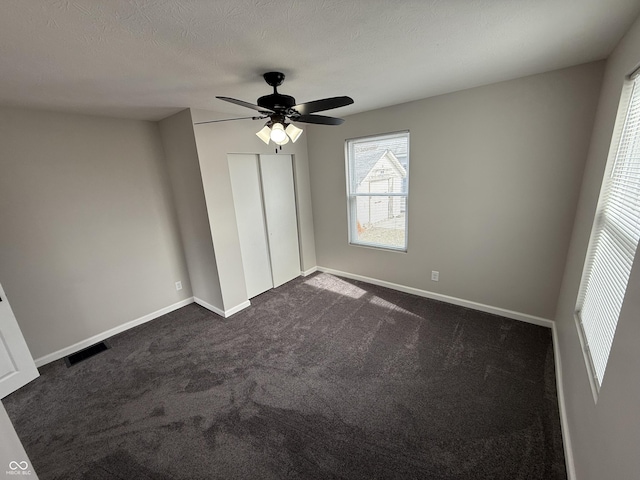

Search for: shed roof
xmin=353 ymin=137 xmax=408 ymax=185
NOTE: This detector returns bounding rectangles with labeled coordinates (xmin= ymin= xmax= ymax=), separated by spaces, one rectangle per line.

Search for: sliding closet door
xmin=259 ymin=155 xmax=301 ymax=288
xmin=228 ymin=154 xmax=273 ymax=299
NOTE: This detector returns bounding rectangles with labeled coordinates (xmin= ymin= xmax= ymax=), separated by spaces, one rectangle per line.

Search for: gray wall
xmin=159 ymin=109 xmax=223 ymax=309
xmin=554 ymin=15 xmax=640 ymax=480
xmin=0 ymin=107 xmax=192 ymax=360
xmin=306 ymin=62 xmax=604 ymax=320
xmin=190 ymin=108 xmax=317 ymax=311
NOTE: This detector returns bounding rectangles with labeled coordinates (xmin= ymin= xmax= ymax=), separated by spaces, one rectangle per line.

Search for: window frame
xmin=575 ymin=72 xmax=640 ymax=403
xmin=344 ymin=131 xmax=410 ymax=252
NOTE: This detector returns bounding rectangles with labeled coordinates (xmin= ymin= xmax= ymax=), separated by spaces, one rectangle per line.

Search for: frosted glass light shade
xmin=285 ymin=123 xmax=303 ymax=143
xmin=274 ymin=134 xmax=289 ymax=146
xmin=270 ymin=123 xmax=287 ymax=143
xmin=256 ymin=125 xmax=271 ymax=144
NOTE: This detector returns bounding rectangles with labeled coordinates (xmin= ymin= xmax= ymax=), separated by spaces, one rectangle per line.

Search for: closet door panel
xmin=228 ymin=154 xmax=273 ymax=298
xmin=259 ymin=155 xmax=301 ymax=288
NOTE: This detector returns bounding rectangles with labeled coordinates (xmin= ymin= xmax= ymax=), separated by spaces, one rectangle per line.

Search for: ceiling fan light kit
xmin=285 ymin=123 xmax=303 ymax=143
xmin=255 ymin=121 xmax=304 ymax=146
xmin=256 ymin=125 xmax=272 ymax=144
xmin=269 ymin=122 xmax=287 ymax=143
xmin=197 ymin=72 xmax=353 ymax=150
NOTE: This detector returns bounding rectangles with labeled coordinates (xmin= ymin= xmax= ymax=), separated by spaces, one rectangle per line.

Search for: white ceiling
xmin=2 ymin=0 xmax=640 ymax=121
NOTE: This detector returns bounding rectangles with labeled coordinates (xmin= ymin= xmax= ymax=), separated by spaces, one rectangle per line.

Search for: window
xmin=346 ymin=132 xmax=409 ymax=251
xmin=576 ymin=73 xmax=640 ymax=397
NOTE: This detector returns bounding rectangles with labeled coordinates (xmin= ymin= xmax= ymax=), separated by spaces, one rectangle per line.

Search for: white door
xmin=228 ymin=154 xmax=274 ymax=299
xmin=259 ymin=155 xmax=301 ymax=288
xmin=0 ymin=283 xmax=39 ymax=399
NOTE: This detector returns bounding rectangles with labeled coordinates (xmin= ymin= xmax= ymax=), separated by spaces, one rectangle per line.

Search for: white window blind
xmin=576 ymin=75 xmax=640 ymax=390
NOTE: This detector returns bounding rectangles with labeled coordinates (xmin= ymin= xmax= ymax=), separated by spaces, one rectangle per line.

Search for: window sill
xmin=573 ymin=311 xmax=601 ymax=405
xmin=348 ymin=241 xmax=407 ymax=253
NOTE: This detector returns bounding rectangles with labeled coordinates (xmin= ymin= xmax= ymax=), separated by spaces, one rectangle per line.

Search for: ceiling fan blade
xmin=194 ymin=116 xmax=266 ymax=125
xmin=292 ymin=96 xmax=354 ymax=115
xmin=216 ymin=96 xmax=274 ymax=114
xmin=293 ymin=114 xmax=345 ymax=126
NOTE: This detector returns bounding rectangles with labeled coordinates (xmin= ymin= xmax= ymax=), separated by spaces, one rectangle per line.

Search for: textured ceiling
xmin=2 ymin=0 xmax=640 ymax=121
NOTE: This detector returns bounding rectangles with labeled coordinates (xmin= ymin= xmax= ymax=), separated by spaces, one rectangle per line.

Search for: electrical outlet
xmin=431 ymin=271 xmax=439 ymax=282
xmin=175 ymin=281 xmax=183 ymax=291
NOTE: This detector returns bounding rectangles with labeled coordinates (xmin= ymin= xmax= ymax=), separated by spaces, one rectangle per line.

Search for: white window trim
xmin=574 ymin=72 xmax=640 ymax=403
xmin=345 ymin=131 xmax=410 ymax=252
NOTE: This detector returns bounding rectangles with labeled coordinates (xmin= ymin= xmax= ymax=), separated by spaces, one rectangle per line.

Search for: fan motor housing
xmin=258 ymin=93 xmax=296 ymax=112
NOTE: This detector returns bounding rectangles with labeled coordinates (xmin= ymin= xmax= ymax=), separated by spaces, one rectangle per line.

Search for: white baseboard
xmin=35 ymin=294 xmax=253 ymax=368
xmin=552 ymin=324 xmax=576 ymax=480
xmin=316 ymin=266 xmax=554 ymax=328
xmin=301 ymin=266 xmax=318 ymax=277
xmin=34 ymin=297 xmax=195 ymax=367
xmin=223 ymin=300 xmax=251 ymax=317
xmin=194 ymin=297 xmax=250 ymax=318
xmin=193 ymin=297 xmax=224 ymax=316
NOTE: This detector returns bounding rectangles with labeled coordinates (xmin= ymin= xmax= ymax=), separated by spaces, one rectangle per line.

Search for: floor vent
xmin=64 ymin=341 xmax=110 ymax=367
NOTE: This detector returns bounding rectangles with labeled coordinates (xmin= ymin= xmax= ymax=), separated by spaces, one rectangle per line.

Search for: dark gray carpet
xmin=3 ymin=272 xmax=567 ymax=479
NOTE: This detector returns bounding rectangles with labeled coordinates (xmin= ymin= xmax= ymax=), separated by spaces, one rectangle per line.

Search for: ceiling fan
xmin=194 ymin=71 xmax=354 ymax=147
